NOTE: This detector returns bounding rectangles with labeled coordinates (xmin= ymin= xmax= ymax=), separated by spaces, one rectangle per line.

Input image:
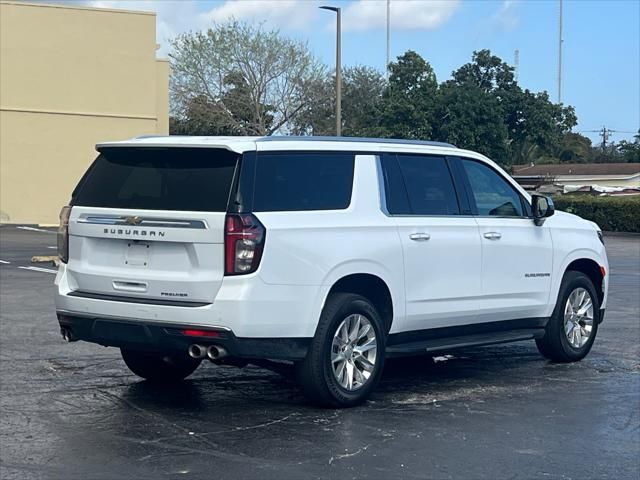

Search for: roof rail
xmin=257 ymin=135 xmax=456 ymax=148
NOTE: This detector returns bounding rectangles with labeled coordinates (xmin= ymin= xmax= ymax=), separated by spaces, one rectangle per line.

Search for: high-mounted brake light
xmin=57 ymin=206 xmax=72 ymax=263
xmin=224 ymin=213 xmax=266 ymax=275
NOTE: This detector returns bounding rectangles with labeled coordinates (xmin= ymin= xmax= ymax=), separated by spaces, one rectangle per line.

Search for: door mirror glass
xmin=532 ymin=194 xmax=555 ymax=225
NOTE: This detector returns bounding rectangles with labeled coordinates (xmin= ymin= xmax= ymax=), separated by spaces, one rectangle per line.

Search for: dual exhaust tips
xmin=188 ymin=344 xmax=228 ymax=362
xmin=60 ymin=327 xmax=75 ymax=342
xmin=61 ymin=326 xmax=228 ymax=362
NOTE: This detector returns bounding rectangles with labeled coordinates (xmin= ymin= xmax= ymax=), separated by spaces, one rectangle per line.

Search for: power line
xmin=580 ymin=127 xmax=637 ymax=149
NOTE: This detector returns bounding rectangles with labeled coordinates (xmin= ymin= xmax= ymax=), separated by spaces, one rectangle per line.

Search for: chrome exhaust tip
xmin=207 ymin=345 xmax=228 ymax=361
xmin=60 ymin=327 xmax=75 ymax=342
xmin=188 ymin=344 xmax=207 ymax=359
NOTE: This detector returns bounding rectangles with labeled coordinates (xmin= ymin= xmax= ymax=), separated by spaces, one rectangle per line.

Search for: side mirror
xmin=532 ymin=194 xmax=555 ymax=226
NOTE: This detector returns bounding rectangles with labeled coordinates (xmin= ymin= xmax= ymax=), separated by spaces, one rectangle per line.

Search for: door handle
xmin=483 ymin=232 xmax=502 ymax=240
xmin=409 ymin=233 xmax=431 ymax=241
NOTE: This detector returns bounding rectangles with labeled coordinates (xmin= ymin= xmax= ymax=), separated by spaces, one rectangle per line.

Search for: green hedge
xmin=552 ymin=195 xmax=640 ymax=233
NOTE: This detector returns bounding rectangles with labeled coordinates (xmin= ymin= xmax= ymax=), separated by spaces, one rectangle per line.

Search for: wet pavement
xmin=1 ymin=225 xmax=639 ymax=479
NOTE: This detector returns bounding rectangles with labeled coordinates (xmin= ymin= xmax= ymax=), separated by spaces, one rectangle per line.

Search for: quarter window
xmin=253 ymin=152 xmax=354 ymax=212
xmin=461 ymin=159 xmax=524 ymax=217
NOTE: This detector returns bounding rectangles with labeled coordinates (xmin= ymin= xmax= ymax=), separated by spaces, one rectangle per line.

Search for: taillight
xmin=57 ymin=206 xmax=72 ymax=263
xmin=224 ymin=213 xmax=265 ymax=275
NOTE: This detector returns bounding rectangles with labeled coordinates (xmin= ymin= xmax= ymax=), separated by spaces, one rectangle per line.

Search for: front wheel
xmin=536 ymin=271 xmax=600 ymax=362
xmin=296 ymin=293 xmax=386 ymax=407
xmin=121 ymin=349 xmax=202 ymax=382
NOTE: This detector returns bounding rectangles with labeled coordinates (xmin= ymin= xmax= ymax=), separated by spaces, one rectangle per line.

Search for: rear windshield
xmin=253 ymin=152 xmax=354 ymax=211
xmin=73 ymin=148 xmax=238 ymax=212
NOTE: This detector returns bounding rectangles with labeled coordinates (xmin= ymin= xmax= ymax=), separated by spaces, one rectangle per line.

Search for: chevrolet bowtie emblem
xmin=124 ymin=216 xmax=143 ymax=226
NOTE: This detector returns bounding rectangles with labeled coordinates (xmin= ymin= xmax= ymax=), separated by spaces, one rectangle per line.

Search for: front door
xmin=458 ymin=158 xmax=553 ymax=322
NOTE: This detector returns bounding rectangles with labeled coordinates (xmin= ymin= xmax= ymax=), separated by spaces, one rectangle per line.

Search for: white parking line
xmin=47 ymin=246 xmax=57 ymax=249
xmin=17 ymin=226 xmax=55 ymax=234
xmin=18 ymin=266 xmax=58 ymax=274
xmin=0 ymin=260 xmax=10 ymax=264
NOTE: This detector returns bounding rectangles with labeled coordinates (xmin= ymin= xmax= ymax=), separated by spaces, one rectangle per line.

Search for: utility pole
xmin=386 ymin=0 xmax=390 ymax=81
xmin=557 ymin=0 xmax=563 ymax=103
xmin=600 ymin=126 xmax=610 ymax=150
xmin=514 ymin=49 xmax=520 ymax=83
xmin=320 ymin=6 xmax=342 ymax=136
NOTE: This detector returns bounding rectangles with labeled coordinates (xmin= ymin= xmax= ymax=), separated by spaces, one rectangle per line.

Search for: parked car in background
xmin=55 ymin=136 xmax=609 ymax=407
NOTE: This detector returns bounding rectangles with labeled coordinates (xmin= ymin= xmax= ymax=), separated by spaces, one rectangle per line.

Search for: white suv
xmin=55 ymin=136 xmax=609 ymax=407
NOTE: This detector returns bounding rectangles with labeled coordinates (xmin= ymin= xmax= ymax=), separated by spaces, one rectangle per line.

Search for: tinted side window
xmin=461 ymin=159 xmax=524 ymax=217
xmin=395 ymin=155 xmax=460 ymax=215
xmin=73 ymin=148 xmax=238 ymax=212
xmin=253 ymin=152 xmax=354 ymax=212
xmin=380 ymin=154 xmax=411 ymax=214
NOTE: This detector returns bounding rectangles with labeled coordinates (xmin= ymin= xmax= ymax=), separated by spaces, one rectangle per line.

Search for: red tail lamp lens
xmin=224 ymin=213 xmax=265 ymax=275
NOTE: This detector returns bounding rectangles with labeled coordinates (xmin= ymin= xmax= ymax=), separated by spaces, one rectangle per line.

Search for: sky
xmin=65 ymin=0 xmax=640 ymax=144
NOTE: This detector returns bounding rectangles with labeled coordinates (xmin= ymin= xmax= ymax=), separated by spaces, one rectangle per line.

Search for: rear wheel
xmin=121 ymin=349 xmax=201 ymax=382
xmin=536 ymin=271 xmax=600 ymax=362
xmin=296 ymin=293 xmax=386 ymax=407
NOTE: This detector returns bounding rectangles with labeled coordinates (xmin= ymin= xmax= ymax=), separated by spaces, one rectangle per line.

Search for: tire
xmin=296 ymin=293 xmax=386 ymax=408
xmin=536 ymin=271 xmax=600 ymax=362
xmin=121 ymin=349 xmax=202 ymax=382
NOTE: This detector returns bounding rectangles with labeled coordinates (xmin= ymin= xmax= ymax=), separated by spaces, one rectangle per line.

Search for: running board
xmin=385 ymin=328 xmax=545 ymax=358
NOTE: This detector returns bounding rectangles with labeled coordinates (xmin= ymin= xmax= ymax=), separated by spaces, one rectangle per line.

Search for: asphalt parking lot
xmin=1 ymin=225 xmax=638 ymax=480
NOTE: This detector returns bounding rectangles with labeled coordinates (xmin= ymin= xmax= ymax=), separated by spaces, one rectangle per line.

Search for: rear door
xmin=382 ymin=153 xmax=482 ymax=332
xmin=66 ymin=147 xmax=239 ymax=305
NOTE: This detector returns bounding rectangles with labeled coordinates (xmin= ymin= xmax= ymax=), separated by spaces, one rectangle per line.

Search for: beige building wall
xmin=0 ymin=1 xmax=169 ymax=224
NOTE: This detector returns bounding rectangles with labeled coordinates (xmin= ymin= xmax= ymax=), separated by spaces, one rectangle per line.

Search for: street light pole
xmin=557 ymin=0 xmax=563 ymax=103
xmin=320 ymin=5 xmax=342 ymax=136
xmin=386 ymin=0 xmax=390 ymax=81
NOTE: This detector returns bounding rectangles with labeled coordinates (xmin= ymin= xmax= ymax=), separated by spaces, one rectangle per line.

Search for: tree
xmin=451 ymin=50 xmax=577 ymax=165
xmin=434 ymin=82 xmax=509 ymax=163
xmin=451 ymin=49 xmax=517 ymax=94
xmin=557 ymin=133 xmax=592 ymax=163
xmin=169 ymin=21 xmax=324 ymax=135
xmin=170 ymin=95 xmax=237 ymax=136
xmin=293 ymin=66 xmax=386 ymax=137
xmin=505 ymin=89 xmax=577 ymax=161
xmin=378 ymin=51 xmax=438 ymax=139
xmin=617 ymin=130 xmax=640 ymax=163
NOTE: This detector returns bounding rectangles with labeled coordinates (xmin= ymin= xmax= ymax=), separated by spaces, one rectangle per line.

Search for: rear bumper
xmin=57 ymin=312 xmax=310 ymax=361
xmin=55 ymin=264 xmax=328 ymax=338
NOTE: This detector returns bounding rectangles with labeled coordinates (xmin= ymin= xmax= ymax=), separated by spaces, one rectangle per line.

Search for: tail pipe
xmin=207 ymin=345 xmax=228 ymax=361
xmin=60 ymin=327 xmax=75 ymax=342
xmin=187 ymin=344 xmax=207 ymax=359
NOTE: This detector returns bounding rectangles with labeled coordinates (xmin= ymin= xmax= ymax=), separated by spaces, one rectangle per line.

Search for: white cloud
xmin=57 ymin=0 xmax=460 ymax=56
xmin=492 ymin=0 xmax=520 ymax=32
xmin=86 ymin=1 xmax=203 ymax=55
xmin=81 ymin=0 xmax=322 ymax=55
xmin=200 ymin=0 xmax=320 ymax=30
xmin=343 ymin=0 xmax=460 ymax=32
